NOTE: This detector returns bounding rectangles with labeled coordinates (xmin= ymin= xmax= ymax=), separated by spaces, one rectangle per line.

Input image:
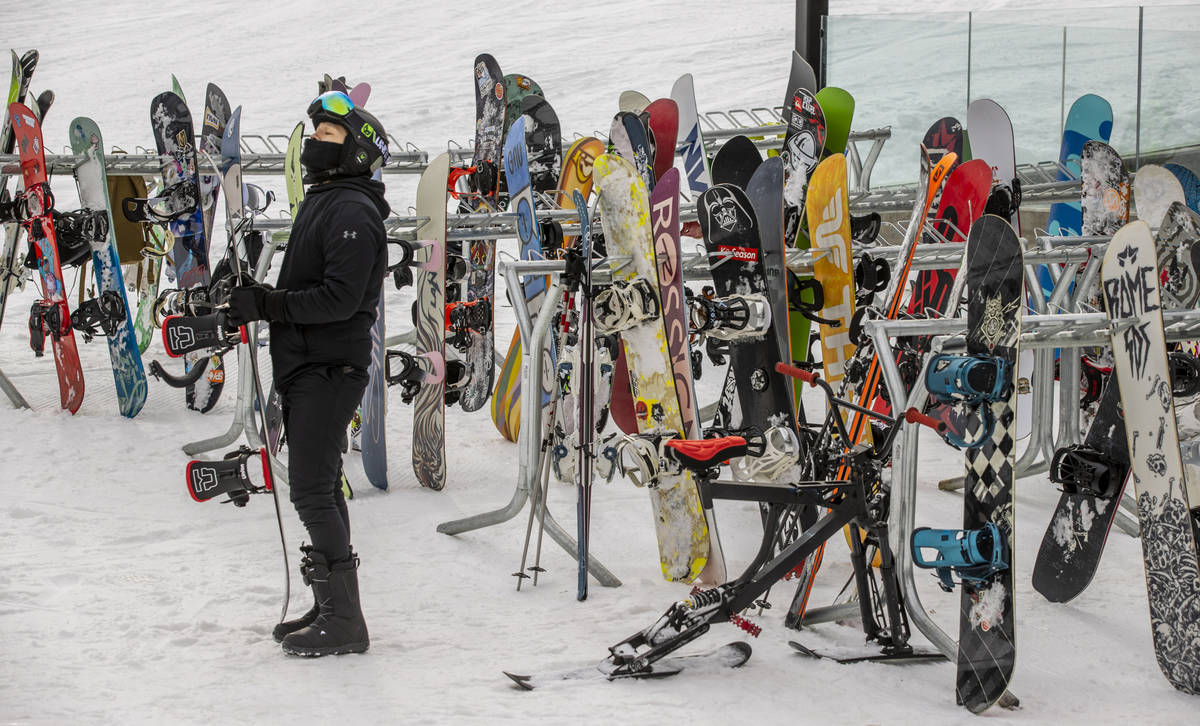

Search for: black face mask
xmin=300 ymin=138 xmax=344 ymax=180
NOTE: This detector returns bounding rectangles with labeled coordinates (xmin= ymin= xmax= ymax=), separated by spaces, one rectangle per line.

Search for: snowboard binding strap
xmin=616 ymin=433 xmax=681 ymax=488
xmin=444 ymin=297 xmax=492 ymax=350
xmin=120 ymin=179 xmax=200 ymax=225
xmin=593 ymin=277 xmax=660 ymax=334
xmin=70 ymin=290 xmax=127 ymax=342
xmin=1050 ymin=444 xmax=1120 ymax=498
xmin=785 ymin=274 xmax=837 ymax=326
xmin=386 ymin=238 xmax=418 ymax=290
xmin=28 ymin=299 xmax=70 ymax=356
xmin=1169 ymin=350 xmax=1200 ymax=400
xmin=153 ymin=287 xmax=214 ymax=326
xmin=911 ymin=522 xmax=1009 ymax=593
xmin=688 ymin=292 xmax=772 ymax=340
xmin=728 ymin=425 xmax=801 ymax=482
xmin=855 ymin=253 xmax=890 ymax=307
xmin=925 ymin=353 xmax=1013 ymax=405
xmin=186 ymin=445 xmax=271 ymax=506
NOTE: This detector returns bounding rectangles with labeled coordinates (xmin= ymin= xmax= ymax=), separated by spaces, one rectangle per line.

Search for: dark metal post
xmin=796 ymin=0 xmax=829 ymax=88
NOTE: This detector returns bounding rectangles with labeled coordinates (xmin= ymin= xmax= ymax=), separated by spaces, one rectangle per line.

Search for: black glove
xmin=227 ymin=284 xmax=286 ymax=327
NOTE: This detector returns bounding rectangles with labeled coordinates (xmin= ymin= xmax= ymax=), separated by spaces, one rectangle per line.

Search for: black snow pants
xmin=279 ymin=364 xmax=369 ymax=561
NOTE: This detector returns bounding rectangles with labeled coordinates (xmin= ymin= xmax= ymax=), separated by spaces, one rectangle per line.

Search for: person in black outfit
xmin=226 ymin=91 xmax=391 ymax=657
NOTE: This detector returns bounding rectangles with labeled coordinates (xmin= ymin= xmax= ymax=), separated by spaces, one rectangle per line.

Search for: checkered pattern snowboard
xmin=956 ymin=214 xmax=1022 ymax=713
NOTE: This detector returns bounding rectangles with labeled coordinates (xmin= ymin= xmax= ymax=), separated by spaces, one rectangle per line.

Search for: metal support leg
xmin=436 ymin=264 xmax=620 ymax=588
xmin=0 ymin=365 xmax=30 ymax=409
xmin=870 ymin=325 xmax=958 ymax=659
xmin=182 ymin=346 xmax=247 ymax=455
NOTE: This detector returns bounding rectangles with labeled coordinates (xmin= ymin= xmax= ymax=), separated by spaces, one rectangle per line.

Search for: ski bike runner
xmin=226 ymin=91 xmax=390 ymax=657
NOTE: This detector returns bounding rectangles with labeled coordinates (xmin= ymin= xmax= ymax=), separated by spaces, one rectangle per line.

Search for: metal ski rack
xmin=436 ymin=259 xmax=621 ymax=589
xmin=0 ymin=365 xmax=30 ymax=408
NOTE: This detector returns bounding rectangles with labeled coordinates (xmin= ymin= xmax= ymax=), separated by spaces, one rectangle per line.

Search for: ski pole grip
xmin=775 ymin=362 xmax=817 ymax=386
xmin=904 ymin=408 xmax=946 ymax=433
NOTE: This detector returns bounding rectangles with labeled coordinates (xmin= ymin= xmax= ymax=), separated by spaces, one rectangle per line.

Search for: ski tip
xmin=787 ymin=640 xmax=819 ymax=659
xmin=502 ymin=671 xmax=534 ymax=690
xmin=727 ymin=641 xmax=753 ymax=660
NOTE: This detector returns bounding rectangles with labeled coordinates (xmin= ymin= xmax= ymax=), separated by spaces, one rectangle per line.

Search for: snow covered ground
xmin=3 ymin=1 xmax=1200 ymax=723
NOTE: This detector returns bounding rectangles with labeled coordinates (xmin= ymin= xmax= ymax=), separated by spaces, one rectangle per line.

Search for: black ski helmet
xmin=307 ymin=91 xmax=391 ymax=178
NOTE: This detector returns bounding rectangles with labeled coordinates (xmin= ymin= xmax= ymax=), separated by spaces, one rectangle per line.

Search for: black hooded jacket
xmin=268 ymin=176 xmax=390 ymax=387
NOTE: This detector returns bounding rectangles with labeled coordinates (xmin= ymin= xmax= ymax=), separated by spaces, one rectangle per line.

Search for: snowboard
xmin=1040 ymin=94 xmax=1113 ymax=301
xmin=361 ymin=267 xmax=387 ymax=490
xmin=711 ymin=135 xmax=762 ymax=191
xmin=652 ymin=166 xmax=726 ymax=584
xmin=617 ymin=89 xmax=650 ymax=113
xmin=1081 ymin=141 xmax=1131 ymax=238
xmin=746 ymin=157 xmax=792 ymax=381
xmin=966 ymin=99 xmax=1029 ymax=440
xmin=412 ymin=153 xmax=451 ymax=490
xmin=900 ymin=158 xmax=993 ymax=366
xmin=1134 ymin=163 xmax=1186 ymax=230
xmin=149 ymin=90 xmax=223 ymax=413
xmin=780 ymin=87 xmax=826 ymax=410
xmin=669 ymin=73 xmax=712 ymax=195
xmin=594 ymin=153 xmax=709 ymax=582
xmin=1031 ymin=372 xmax=1129 ymax=602
xmin=605 ymin=111 xmax=657 ymax=434
xmin=488 ymin=93 xmax=562 ymax=441
xmin=69 ymin=117 xmax=148 ymax=418
xmin=1157 ymin=202 xmax=1200 ymax=312
xmin=199 ymin=83 xmax=231 ymax=241
xmin=503 ymin=73 xmax=543 ymax=137
xmin=490 ymin=115 xmax=548 ymax=442
xmin=0 ymin=50 xmax=39 ymax=327
xmin=780 ymin=50 xmax=817 ymax=116
xmin=454 ymin=53 xmax=505 ymax=413
xmin=922 ymin=116 xmax=964 ymax=170
xmin=697 ymin=182 xmax=798 ymax=474
xmin=806 ymin=154 xmax=856 ymax=395
xmin=520 ymin=94 xmax=562 ymax=196
xmin=955 ymin=214 xmax=1022 ymax=714
xmin=11 ymin=101 xmax=85 ymax=412
xmin=780 ymin=88 xmax=825 ymax=215
xmin=813 ymin=86 xmax=853 ymax=158
xmin=1103 ymin=219 xmax=1200 ymax=694
xmin=644 ymin=98 xmax=678 ymax=183
xmin=1165 ymin=162 xmax=1200 ymax=215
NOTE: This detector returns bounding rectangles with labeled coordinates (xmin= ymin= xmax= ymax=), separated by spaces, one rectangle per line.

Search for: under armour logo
xmin=343 ymin=230 xmax=357 ymax=239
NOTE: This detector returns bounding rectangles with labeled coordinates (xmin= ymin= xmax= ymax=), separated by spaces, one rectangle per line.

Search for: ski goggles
xmin=308 ymin=91 xmax=355 ymax=119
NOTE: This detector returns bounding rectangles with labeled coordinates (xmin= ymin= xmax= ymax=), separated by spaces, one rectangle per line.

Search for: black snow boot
xmin=280 ymin=550 xmax=369 ymax=657
xmin=272 ymin=543 xmax=319 ymax=643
